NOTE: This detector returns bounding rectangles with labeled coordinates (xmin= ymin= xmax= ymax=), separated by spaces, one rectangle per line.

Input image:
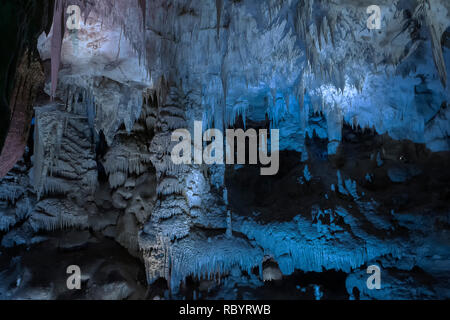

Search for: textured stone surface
xmin=0 ymin=0 xmax=449 ymax=300
xmin=0 ymin=51 xmax=44 ymax=178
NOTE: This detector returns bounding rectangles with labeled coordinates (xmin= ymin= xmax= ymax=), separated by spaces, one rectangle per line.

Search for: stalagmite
xmin=226 ymin=210 xmax=232 ymax=238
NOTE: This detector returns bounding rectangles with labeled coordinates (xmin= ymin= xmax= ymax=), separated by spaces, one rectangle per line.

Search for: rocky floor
xmin=0 ymin=231 xmax=147 ymax=300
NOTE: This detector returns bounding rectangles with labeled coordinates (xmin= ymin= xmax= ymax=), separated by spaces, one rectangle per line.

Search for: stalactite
xmin=0 ymin=185 xmax=22 ymax=202
xmin=424 ymin=1 xmax=447 ymax=88
xmin=41 ymin=177 xmax=71 ymax=196
xmin=50 ymin=0 xmax=65 ymax=99
xmin=30 ymin=200 xmax=89 ymax=232
xmin=104 ymin=153 xmax=151 ymax=176
xmin=0 ymin=215 xmax=16 ymax=232
xmin=216 ymin=0 xmax=223 ymax=39
xmin=116 ymin=27 xmax=123 ymax=61
xmin=156 ymin=178 xmax=183 ymax=196
xmin=236 ymin=215 xmax=401 ymax=276
xmin=166 ymin=236 xmax=263 ymax=291
xmin=138 ymin=0 xmax=147 ymax=30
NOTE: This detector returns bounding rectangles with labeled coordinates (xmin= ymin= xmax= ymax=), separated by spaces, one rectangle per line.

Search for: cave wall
xmin=0 ymin=0 xmax=54 ymax=154
xmin=0 ymin=0 xmax=449 ymax=300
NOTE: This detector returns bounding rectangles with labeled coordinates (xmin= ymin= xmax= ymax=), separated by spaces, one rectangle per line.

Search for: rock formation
xmin=0 ymin=0 xmax=449 ymax=300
